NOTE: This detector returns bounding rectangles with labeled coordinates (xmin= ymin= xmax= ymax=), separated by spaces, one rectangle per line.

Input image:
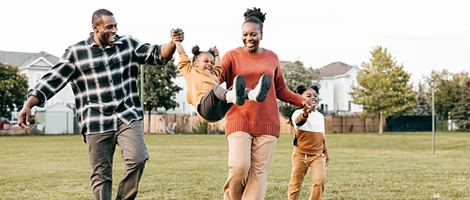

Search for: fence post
xmin=364 ymin=119 xmax=366 ymax=132
xmin=341 ymin=116 xmax=343 ymax=133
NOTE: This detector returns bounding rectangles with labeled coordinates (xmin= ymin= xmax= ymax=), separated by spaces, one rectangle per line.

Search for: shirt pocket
xmin=79 ymin=62 xmax=105 ymax=75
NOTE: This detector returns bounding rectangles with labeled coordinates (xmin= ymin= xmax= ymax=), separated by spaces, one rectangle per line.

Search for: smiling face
xmin=302 ymin=88 xmax=319 ymax=108
xmin=194 ymin=52 xmax=215 ymax=74
xmin=92 ymin=15 xmax=117 ymax=47
xmin=241 ymin=22 xmax=263 ymax=53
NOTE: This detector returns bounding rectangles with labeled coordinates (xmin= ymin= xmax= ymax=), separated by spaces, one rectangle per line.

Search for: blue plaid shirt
xmin=29 ymin=33 xmax=169 ymax=136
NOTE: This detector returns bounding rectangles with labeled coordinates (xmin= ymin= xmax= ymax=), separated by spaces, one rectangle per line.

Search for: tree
xmin=279 ymin=60 xmax=320 ymax=124
xmin=451 ymin=79 xmax=470 ymax=131
xmin=349 ymin=46 xmax=417 ymax=134
xmin=138 ymin=59 xmax=182 ymax=112
xmin=0 ymin=62 xmax=28 ymax=119
xmin=413 ymin=82 xmax=431 ymax=115
xmin=423 ymin=70 xmax=467 ymax=118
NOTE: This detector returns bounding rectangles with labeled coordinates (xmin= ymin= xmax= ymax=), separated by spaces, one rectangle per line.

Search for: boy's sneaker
xmin=248 ymin=74 xmax=271 ymax=102
xmin=226 ymin=75 xmax=246 ymax=106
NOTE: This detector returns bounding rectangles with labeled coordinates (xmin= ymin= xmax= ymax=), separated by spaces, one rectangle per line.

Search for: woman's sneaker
xmin=225 ymin=75 xmax=246 ymax=105
xmin=248 ymin=74 xmax=271 ymax=102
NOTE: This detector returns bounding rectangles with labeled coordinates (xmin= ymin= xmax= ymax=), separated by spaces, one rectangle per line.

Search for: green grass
xmin=1 ymin=132 xmax=469 ymax=199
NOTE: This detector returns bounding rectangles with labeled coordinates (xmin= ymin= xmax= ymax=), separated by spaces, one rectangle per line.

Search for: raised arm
xmin=160 ymin=28 xmax=185 ymax=59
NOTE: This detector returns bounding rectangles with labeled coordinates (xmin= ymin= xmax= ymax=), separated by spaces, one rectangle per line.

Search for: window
xmin=35 ymin=73 xmax=43 ymax=83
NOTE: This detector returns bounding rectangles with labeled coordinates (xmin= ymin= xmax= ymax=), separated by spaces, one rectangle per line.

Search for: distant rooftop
xmin=319 ymin=61 xmax=354 ymax=77
xmin=0 ymin=50 xmax=59 ymax=67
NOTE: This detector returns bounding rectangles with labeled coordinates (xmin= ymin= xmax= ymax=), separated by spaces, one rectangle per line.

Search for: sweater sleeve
xmin=274 ymin=63 xmax=304 ymax=107
xmin=177 ymin=54 xmax=192 ymax=75
xmin=294 ymin=112 xmax=308 ymax=127
xmin=213 ymin=62 xmax=222 ymax=84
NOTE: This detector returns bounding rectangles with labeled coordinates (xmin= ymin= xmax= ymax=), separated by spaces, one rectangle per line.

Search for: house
xmin=318 ymin=61 xmax=362 ymax=114
xmin=0 ymin=50 xmax=75 ymax=121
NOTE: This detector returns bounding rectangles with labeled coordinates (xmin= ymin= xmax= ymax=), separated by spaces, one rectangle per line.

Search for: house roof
xmin=319 ymin=61 xmax=354 ymax=77
xmin=0 ymin=50 xmax=59 ymax=67
xmin=279 ymin=60 xmax=293 ymax=68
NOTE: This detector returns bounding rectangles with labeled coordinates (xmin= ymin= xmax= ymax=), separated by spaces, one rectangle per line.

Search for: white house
xmin=318 ymin=62 xmax=363 ymax=114
xmin=0 ymin=50 xmax=75 ymax=121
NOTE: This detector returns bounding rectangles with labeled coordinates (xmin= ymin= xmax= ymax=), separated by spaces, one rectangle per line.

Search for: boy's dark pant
xmin=198 ymin=85 xmax=233 ymax=121
xmin=86 ymin=120 xmax=149 ymax=200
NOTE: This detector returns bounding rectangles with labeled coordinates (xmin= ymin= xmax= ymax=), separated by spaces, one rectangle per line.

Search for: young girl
xmin=288 ymin=85 xmax=329 ymax=200
xmin=174 ymin=40 xmax=271 ymax=122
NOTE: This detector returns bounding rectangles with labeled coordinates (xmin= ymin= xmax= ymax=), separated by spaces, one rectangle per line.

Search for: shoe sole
xmin=234 ymin=75 xmax=246 ymax=106
xmin=256 ymin=74 xmax=271 ymax=102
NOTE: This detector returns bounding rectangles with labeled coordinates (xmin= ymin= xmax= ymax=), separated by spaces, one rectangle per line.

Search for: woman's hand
xmin=301 ymin=100 xmax=313 ymax=114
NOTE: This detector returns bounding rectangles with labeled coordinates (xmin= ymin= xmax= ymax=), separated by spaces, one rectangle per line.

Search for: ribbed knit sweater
xmin=221 ymin=47 xmax=305 ymax=137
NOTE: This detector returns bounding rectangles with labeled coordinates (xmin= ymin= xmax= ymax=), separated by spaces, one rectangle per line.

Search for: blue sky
xmin=1 ymin=0 xmax=469 ymax=84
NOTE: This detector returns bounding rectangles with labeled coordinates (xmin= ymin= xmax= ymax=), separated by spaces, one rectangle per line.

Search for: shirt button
xmin=110 ymin=80 xmax=113 ymax=83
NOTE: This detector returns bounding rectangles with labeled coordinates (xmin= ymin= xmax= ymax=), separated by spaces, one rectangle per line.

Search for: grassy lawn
xmin=0 ymin=132 xmax=469 ymax=199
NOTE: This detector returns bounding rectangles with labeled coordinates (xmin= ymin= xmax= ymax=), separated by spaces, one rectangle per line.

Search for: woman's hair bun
xmin=244 ymin=7 xmax=266 ymax=23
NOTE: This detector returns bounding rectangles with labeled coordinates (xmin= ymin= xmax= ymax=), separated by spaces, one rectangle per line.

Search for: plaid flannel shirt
xmin=29 ymin=33 xmax=169 ymax=136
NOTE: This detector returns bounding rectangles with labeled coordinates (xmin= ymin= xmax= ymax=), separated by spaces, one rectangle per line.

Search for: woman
xmin=220 ymin=7 xmax=310 ymax=200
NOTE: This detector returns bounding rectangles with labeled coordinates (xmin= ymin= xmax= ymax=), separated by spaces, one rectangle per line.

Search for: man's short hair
xmin=92 ymin=9 xmax=114 ymax=25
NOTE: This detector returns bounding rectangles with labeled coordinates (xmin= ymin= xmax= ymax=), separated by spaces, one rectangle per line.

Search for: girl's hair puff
xmin=296 ymin=84 xmax=320 ymax=95
xmin=243 ymin=7 xmax=266 ymax=32
xmin=191 ymin=45 xmax=215 ymax=63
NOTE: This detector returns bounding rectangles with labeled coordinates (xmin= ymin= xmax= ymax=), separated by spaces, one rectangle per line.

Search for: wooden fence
xmin=143 ymin=114 xmax=381 ymax=134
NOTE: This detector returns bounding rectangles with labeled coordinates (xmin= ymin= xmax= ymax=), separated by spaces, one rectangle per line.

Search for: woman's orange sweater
xmin=221 ymin=47 xmax=304 ymax=137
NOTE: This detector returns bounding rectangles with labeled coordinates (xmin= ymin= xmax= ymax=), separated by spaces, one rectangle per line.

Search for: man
xmin=17 ymin=9 xmax=184 ymax=200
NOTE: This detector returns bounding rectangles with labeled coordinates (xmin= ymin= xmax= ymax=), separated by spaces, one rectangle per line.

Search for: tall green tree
xmin=349 ymin=46 xmax=417 ymax=134
xmin=423 ymin=70 xmax=468 ymax=118
xmin=413 ymin=82 xmax=431 ymax=115
xmin=279 ymin=60 xmax=320 ymax=124
xmin=451 ymin=79 xmax=470 ymax=131
xmin=138 ymin=59 xmax=182 ymax=112
xmin=0 ymin=62 xmax=28 ymax=119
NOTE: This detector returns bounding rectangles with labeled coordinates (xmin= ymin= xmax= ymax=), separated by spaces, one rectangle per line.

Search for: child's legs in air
xmin=197 ymin=85 xmax=233 ymax=121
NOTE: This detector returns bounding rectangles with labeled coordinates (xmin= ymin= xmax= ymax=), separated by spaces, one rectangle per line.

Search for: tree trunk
xmin=379 ymin=112 xmax=383 ymax=134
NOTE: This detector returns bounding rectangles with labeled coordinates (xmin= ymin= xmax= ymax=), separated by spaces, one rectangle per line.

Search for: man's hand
xmin=17 ymin=106 xmax=32 ymax=129
xmin=171 ymin=28 xmax=184 ymax=43
xmin=17 ymin=96 xmax=39 ymax=129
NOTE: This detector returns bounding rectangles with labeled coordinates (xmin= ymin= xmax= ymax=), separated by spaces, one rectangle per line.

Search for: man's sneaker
xmin=248 ymin=74 xmax=271 ymax=102
xmin=226 ymin=75 xmax=246 ymax=105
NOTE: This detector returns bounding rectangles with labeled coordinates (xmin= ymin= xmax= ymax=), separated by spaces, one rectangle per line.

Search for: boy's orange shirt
xmin=178 ymin=54 xmax=222 ymax=108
